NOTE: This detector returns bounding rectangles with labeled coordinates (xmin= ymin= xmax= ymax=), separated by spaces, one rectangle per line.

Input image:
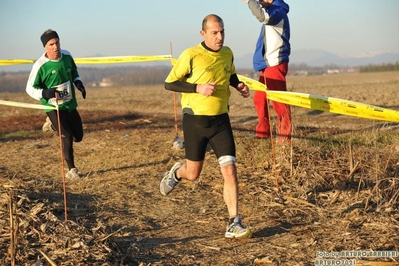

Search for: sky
xmin=1 ymin=0 xmax=399 ymax=70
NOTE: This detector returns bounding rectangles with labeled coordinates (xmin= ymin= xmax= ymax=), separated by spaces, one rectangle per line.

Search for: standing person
xmin=26 ymin=29 xmax=87 ymax=180
xmin=243 ymin=0 xmax=292 ymax=144
xmin=159 ymin=14 xmax=252 ymax=239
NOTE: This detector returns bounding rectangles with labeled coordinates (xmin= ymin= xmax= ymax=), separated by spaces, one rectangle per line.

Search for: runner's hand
xmin=42 ymin=87 xmax=58 ymax=100
xmin=74 ymin=80 xmax=86 ymax=99
xmin=237 ymin=82 xmax=250 ymax=98
xmin=196 ymin=82 xmax=216 ymax=97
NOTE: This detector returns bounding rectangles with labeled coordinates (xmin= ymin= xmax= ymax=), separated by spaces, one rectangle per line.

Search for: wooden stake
xmin=169 ymin=42 xmax=179 ymax=138
xmin=55 ymin=95 xmax=68 ymax=221
xmin=9 ymin=190 xmax=16 ymax=266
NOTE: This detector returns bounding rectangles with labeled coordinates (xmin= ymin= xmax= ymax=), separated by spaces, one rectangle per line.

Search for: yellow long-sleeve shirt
xmin=165 ymin=44 xmax=236 ymax=116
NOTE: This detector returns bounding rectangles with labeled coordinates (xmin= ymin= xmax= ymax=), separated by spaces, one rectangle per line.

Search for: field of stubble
xmin=1 ymin=71 xmax=399 ymax=265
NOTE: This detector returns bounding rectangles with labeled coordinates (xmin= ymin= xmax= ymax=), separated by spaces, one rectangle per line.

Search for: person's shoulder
xmin=221 ymin=46 xmax=233 ymax=54
xmin=181 ymin=44 xmax=202 ymax=56
xmin=32 ymin=53 xmax=47 ymax=68
xmin=185 ymin=43 xmax=202 ymax=52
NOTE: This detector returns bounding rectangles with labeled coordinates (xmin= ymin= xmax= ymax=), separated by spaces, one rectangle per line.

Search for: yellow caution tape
xmin=0 ymin=59 xmax=36 ymax=66
xmin=74 ymin=55 xmax=173 ymax=64
xmin=266 ymin=90 xmax=399 ymax=123
xmin=0 ymin=55 xmax=174 ymax=111
xmin=0 ymin=55 xmax=173 ymax=66
xmin=0 ymin=100 xmax=57 ymax=110
xmin=2 ymin=56 xmax=398 ymax=123
xmin=237 ymin=75 xmax=267 ymax=92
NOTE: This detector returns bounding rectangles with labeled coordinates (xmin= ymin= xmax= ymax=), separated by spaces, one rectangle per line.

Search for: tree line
xmin=359 ymin=62 xmax=399 ymax=73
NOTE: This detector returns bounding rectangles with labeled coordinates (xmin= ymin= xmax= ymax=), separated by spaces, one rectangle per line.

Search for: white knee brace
xmin=218 ymin=155 xmax=236 ymax=168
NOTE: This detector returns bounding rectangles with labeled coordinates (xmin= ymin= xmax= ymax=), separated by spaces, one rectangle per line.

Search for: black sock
xmin=174 ymin=171 xmax=181 ymax=181
xmin=174 ymin=173 xmax=181 ymax=182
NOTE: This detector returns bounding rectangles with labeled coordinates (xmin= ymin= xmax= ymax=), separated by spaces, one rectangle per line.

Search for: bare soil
xmin=1 ymin=71 xmax=399 ymax=265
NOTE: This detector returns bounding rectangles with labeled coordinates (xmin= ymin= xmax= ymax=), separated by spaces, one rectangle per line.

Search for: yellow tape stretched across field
xmin=2 ymin=56 xmax=398 ymax=123
xmin=236 ymin=75 xmax=399 ymax=122
xmin=0 ymin=59 xmax=36 ymax=66
xmin=266 ymin=90 xmax=399 ymax=123
xmin=0 ymin=55 xmax=174 ymax=110
xmin=0 ymin=100 xmax=57 ymax=110
xmin=237 ymin=75 xmax=267 ymax=92
xmin=74 ymin=55 xmax=173 ymax=64
xmin=0 ymin=55 xmax=173 ymax=66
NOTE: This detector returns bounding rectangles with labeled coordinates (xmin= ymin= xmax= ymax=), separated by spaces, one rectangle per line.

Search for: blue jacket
xmin=248 ymin=0 xmax=291 ymax=71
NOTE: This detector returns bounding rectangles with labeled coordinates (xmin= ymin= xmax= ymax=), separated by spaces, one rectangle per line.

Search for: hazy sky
xmin=1 ymin=0 xmax=399 ymax=65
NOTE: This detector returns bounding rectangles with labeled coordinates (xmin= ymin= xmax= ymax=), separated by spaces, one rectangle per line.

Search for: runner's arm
xmin=165 ymin=80 xmax=197 ymax=93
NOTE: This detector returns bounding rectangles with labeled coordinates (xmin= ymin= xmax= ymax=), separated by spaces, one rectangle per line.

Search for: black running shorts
xmin=182 ymin=113 xmax=236 ymax=161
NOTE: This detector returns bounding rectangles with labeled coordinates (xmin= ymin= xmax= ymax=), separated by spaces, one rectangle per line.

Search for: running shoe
xmin=225 ymin=216 xmax=252 ymax=239
xmin=159 ymin=162 xmax=182 ymax=196
xmin=42 ymin=117 xmax=56 ymax=132
xmin=66 ymin=168 xmax=81 ymax=180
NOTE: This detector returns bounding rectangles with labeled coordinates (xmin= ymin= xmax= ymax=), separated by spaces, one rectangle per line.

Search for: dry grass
xmin=1 ymin=71 xmax=399 ymax=265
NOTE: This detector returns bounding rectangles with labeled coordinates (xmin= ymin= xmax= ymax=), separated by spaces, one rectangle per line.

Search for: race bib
xmin=48 ymin=81 xmax=73 ymax=106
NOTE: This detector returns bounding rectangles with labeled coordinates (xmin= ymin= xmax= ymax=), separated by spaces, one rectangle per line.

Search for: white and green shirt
xmin=26 ymin=50 xmax=81 ymax=112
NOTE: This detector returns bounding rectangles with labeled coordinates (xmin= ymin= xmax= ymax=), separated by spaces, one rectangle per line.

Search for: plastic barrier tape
xmin=0 ymin=55 xmax=173 ymax=66
xmin=237 ymin=75 xmax=267 ymax=92
xmin=266 ymin=90 xmax=399 ymax=123
xmin=0 ymin=59 xmax=36 ymax=66
xmin=2 ymin=56 xmax=398 ymax=123
xmin=74 ymin=55 xmax=173 ymax=64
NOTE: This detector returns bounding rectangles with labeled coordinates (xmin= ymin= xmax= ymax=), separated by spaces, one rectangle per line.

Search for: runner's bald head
xmin=202 ymin=14 xmax=224 ymax=31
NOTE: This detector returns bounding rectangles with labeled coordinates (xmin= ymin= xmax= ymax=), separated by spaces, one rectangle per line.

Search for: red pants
xmin=254 ymin=62 xmax=291 ymax=143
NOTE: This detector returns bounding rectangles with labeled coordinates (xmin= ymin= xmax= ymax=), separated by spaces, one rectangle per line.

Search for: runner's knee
xmin=218 ymin=155 xmax=236 ymax=168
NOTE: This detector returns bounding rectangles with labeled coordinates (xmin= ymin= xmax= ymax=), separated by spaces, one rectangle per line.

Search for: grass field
xmin=1 ymin=71 xmax=399 ymax=265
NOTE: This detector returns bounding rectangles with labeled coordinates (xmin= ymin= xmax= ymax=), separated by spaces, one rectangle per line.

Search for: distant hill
xmin=234 ymin=49 xmax=399 ymax=68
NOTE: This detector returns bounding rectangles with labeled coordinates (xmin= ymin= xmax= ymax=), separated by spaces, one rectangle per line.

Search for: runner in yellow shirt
xmin=160 ymin=14 xmax=252 ymax=239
